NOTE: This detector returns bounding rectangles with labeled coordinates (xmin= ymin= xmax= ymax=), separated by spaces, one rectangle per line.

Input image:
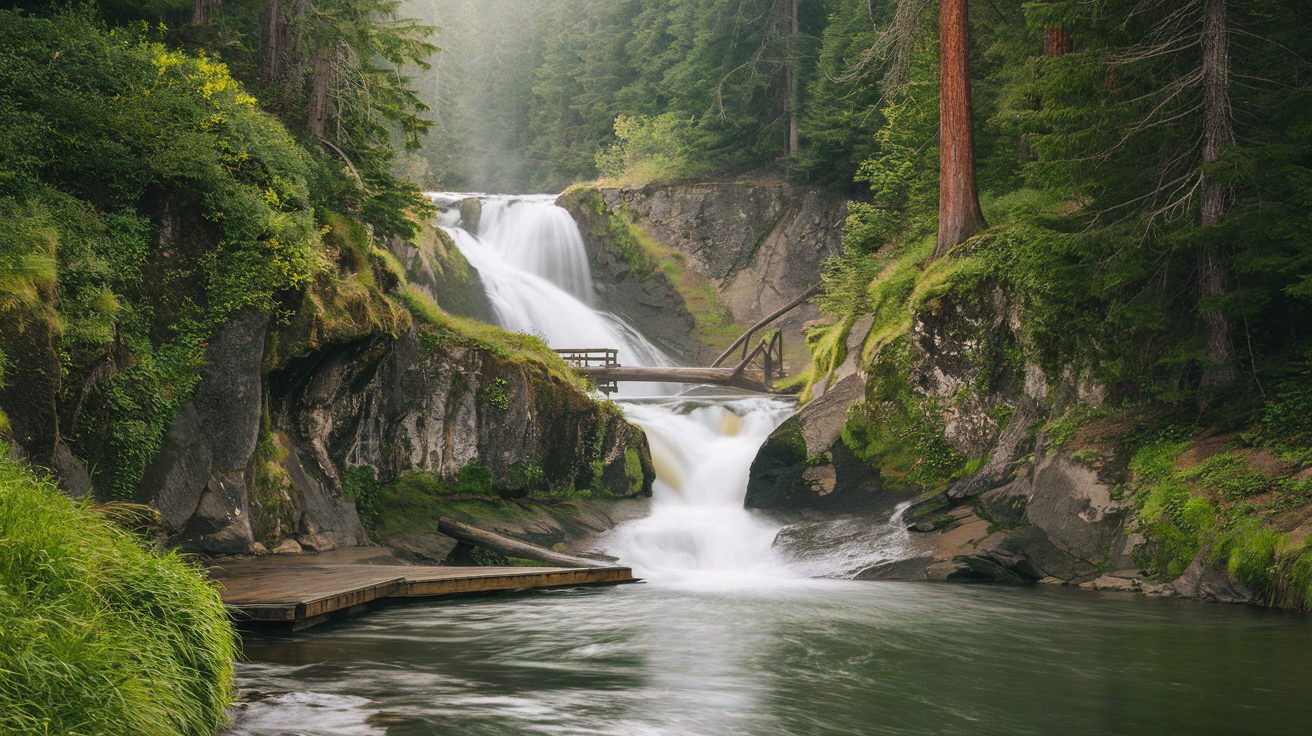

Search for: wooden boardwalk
xmin=209 ymin=554 xmax=636 ymax=630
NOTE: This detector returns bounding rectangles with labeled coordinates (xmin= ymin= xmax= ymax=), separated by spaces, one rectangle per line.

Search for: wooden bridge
xmin=555 ymin=337 xmax=782 ymax=392
xmin=554 ymin=283 xmax=819 ymax=393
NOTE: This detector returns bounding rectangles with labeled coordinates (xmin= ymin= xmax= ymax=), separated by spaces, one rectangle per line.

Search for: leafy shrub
xmin=595 ymin=113 xmax=712 ymax=187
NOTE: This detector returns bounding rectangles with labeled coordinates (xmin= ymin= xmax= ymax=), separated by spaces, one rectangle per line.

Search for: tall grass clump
xmin=0 ymin=454 xmax=237 ymax=735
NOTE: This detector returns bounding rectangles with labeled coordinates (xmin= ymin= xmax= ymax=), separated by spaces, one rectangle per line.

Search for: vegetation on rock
xmin=0 ymin=452 xmax=235 ymax=734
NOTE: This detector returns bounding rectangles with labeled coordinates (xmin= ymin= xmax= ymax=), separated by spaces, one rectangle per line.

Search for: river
xmin=226 ymin=194 xmax=1312 ymax=735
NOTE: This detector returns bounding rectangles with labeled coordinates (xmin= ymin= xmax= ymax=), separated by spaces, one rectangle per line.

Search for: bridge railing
xmin=554 ymin=348 xmax=620 ymax=368
xmin=555 ymin=348 xmax=620 ymax=394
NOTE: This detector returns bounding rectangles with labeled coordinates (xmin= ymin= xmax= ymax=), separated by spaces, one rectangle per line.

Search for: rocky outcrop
xmin=748 ymin=280 xmax=1032 ymax=515
xmin=388 ymin=227 xmax=493 ymax=322
xmin=269 ymin=330 xmax=654 ymax=500
xmin=135 ymin=312 xmax=655 ymax=557
xmin=602 ymin=184 xmax=847 ymax=351
xmin=139 ymin=311 xmax=270 ymax=554
xmin=745 ymin=315 xmax=882 ymax=512
xmin=559 ymin=189 xmax=701 ymax=362
xmin=850 ymin=452 xmax=1134 ymax=585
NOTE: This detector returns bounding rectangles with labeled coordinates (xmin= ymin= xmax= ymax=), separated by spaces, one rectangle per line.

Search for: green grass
xmin=0 ymin=452 xmax=236 ymax=735
xmin=398 ymin=285 xmax=589 ymax=391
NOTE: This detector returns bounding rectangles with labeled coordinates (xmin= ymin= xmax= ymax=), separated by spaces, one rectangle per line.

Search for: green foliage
xmin=0 ymin=10 xmax=331 ymax=494
xmin=595 ymin=113 xmax=712 ymax=187
xmin=1241 ymin=379 xmax=1312 ymax=464
xmin=341 ymin=465 xmax=381 ymax=518
xmin=478 ymin=377 xmax=510 ymax=412
xmin=0 ymin=453 xmax=236 ymax=734
xmin=404 ymin=0 xmax=837 ymax=191
xmin=1128 ymin=434 xmax=1312 ymax=607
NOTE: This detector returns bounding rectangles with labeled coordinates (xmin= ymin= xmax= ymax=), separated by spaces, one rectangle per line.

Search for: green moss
xmin=909 ymin=498 xmax=945 ymax=520
xmin=0 ymin=453 xmax=236 ymax=734
xmin=1070 ymin=448 xmax=1102 ymax=466
xmin=399 ymin=285 xmax=589 ymax=392
xmin=624 ymin=448 xmax=644 ymax=495
xmin=1128 ymin=438 xmax=1312 ymax=607
xmin=478 ymin=377 xmax=511 ymax=412
xmin=457 ymin=463 xmax=494 ymax=495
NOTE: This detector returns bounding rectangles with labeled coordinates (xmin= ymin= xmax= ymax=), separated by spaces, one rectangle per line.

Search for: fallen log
xmin=436 ymin=518 xmax=607 ymax=568
xmin=711 ymin=283 xmax=822 ymax=368
xmin=574 ymin=365 xmax=768 ymax=392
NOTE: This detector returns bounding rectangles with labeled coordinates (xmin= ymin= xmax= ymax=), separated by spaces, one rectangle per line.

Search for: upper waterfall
xmin=428 ymin=192 xmax=672 ymax=374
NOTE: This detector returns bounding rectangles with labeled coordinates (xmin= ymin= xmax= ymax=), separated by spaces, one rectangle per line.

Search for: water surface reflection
xmin=229 ymin=580 xmax=1312 ymax=735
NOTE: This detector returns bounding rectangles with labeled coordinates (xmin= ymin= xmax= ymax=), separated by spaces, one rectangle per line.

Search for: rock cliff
xmin=747 ymin=219 xmax=1312 ymax=609
xmin=113 ymin=216 xmax=657 ymax=557
xmin=558 ymin=183 xmax=846 ymax=366
xmin=603 ymin=184 xmax=847 ymax=356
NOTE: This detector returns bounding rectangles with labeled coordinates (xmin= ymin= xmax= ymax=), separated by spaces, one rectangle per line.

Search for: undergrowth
xmin=0 ymin=453 xmax=236 ymax=734
xmin=1129 ymin=437 xmax=1312 ymax=609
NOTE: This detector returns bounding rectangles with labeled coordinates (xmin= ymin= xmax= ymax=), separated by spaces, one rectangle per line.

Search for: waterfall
xmin=430 ymin=193 xmax=672 ymax=373
xmin=602 ymin=398 xmax=796 ymax=582
xmin=428 ymin=192 xmax=799 ymax=581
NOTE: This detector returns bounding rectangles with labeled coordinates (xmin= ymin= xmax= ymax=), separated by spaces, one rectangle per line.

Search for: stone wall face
xmin=137 ymin=319 xmax=654 ymax=557
xmin=602 ymin=184 xmax=848 ymax=351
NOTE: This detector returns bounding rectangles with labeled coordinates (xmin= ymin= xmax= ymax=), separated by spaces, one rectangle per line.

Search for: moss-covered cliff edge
xmin=753 ymin=232 xmax=1312 ymax=610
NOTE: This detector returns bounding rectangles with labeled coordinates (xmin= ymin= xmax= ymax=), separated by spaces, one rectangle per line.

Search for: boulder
xmin=53 ymin=442 xmax=94 ymax=500
xmin=180 ymin=471 xmax=255 ymax=555
xmin=1169 ymin=551 xmax=1253 ymax=604
xmin=139 ymin=401 xmax=211 ymax=533
xmin=386 ymin=531 xmax=459 ymax=565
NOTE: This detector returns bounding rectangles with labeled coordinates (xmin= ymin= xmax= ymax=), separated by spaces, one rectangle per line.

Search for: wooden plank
xmin=398 ymin=566 xmax=634 ymax=597
xmin=210 ymin=559 xmax=636 ymax=624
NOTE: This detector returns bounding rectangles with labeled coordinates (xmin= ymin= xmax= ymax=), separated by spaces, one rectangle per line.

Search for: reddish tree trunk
xmin=787 ymin=0 xmax=800 ymax=156
xmin=1197 ymin=0 xmax=1237 ymax=400
xmin=1043 ymin=26 xmax=1072 ymax=58
xmin=934 ymin=0 xmax=987 ymax=259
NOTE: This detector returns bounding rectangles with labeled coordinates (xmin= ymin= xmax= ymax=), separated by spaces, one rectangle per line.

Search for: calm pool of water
xmin=227 ymin=578 xmax=1312 ymax=735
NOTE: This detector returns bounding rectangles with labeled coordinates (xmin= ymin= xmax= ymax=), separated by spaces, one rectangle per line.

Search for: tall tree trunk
xmin=278 ymin=0 xmax=309 ymax=85
xmin=1043 ymin=26 xmax=1072 ymax=58
xmin=787 ymin=0 xmax=800 ymax=156
xmin=260 ymin=0 xmax=280 ymax=83
xmin=308 ymin=47 xmax=333 ymax=140
xmin=191 ymin=0 xmax=221 ymax=26
xmin=1197 ymin=0 xmax=1237 ymax=400
xmin=934 ymin=0 xmax=987 ymax=259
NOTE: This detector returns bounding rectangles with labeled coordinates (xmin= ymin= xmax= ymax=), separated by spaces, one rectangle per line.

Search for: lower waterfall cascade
xmin=426 ymin=192 xmax=919 ymax=581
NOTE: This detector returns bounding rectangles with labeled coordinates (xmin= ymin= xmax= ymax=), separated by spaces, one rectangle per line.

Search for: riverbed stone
xmin=1169 ymin=551 xmax=1253 ymax=603
xmin=1025 ymin=454 xmax=1131 ymax=561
